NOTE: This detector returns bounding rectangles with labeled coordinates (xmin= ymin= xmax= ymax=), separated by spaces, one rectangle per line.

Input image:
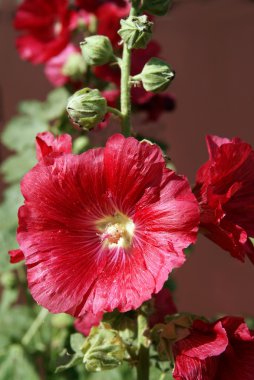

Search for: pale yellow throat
xmin=96 ymin=212 xmax=135 ymax=249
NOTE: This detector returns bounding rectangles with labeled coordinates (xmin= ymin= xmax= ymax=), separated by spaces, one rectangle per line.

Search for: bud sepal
xmin=133 ymin=58 xmax=175 ymax=93
xmin=66 ymin=88 xmax=107 ymax=130
xmin=118 ymin=15 xmax=153 ymax=50
xmin=80 ymin=35 xmax=114 ymax=66
xmin=81 ymin=323 xmax=126 ymax=372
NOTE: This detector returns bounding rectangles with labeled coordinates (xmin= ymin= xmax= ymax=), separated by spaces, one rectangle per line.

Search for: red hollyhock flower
xmin=14 ymin=0 xmax=72 ymax=64
xmin=12 ymin=133 xmax=199 ymax=316
xmin=193 ymin=135 xmax=254 ymax=263
xmin=173 ymin=317 xmax=254 ymax=380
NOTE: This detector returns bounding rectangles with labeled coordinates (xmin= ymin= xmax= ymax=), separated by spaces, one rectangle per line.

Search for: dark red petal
xmin=149 ymin=288 xmax=177 ymax=327
xmin=75 ymin=312 xmax=103 ymax=336
xmin=173 ymin=354 xmax=218 ymax=380
xmin=36 ymin=132 xmax=72 ymax=160
xmin=8 ymin=249 xmax=25 ymax=263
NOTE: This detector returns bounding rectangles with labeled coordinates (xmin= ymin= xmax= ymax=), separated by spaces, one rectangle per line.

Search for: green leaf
xmin=0 ymin=305 xmax=33 ymax=341
xmin=0 ymin=184 xmax=23 ymax=231
xmin=70 ymin=333 xmax=85 ymax=353
xmin=0 ymin=345 xmax=39 ymax=380
xmin=19 ymin=88 xmax=69 ymax=122
xmin=1 ymin=148 xmax=36 ymax=184
xmin=56 ymin=353 xmax=83 ymax=373
xmin=2 ymin=116 xmax=48 ymax=152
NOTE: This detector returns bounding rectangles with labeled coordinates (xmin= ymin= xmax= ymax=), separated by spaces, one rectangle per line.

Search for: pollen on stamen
xmin=96 ymin=212 xmax=135 ymax=249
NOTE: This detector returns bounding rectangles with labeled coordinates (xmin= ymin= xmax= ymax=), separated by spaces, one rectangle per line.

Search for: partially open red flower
xmin=12 ymin=133 xmax=199 ymax=316
xmin=173 ymin=316 xmax=254 ymax=380
xmin=149 ymin=287 xmax=177 ymax=327
xmin=194 ymin=135 xmax=254 ymax=263
xmin=14 ymin=0 xmax=72 ymax=64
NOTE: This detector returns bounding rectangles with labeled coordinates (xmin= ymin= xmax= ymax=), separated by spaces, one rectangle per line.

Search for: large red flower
xmin=173 ymin=317 xmax=254 ymax=380
xmin=194 ymin=135 xmax=254 ymax=263
xmin=14 ymin=0 xmax=72 ymax=64
xmin=12 ymin=133 xmax=199 ymax=317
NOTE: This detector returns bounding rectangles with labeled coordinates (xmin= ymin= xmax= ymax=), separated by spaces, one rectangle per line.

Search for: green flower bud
xmin=142 ymin=0 xmax=172 ymax=16
xmin=62 ymin=52 xmax=86 ymax=80
xmin=82 ymin=323 xmax=126 ymax=372
xmin=67 ymin=88 xmax=107 ymax=130
xmin=80 ymin=35 xmax=114 ymax=66
xmin=136 ymin=58 xmax=175 ymax=93
xmin=51 ymin=314 xmax=73 ymax=329
xmin=118 ymin=15 xmax=153 ymax=49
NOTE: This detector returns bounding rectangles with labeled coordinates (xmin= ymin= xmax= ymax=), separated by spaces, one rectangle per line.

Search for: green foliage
xmin=2 ymin=116 xmax=47 ymax=153
xmin=1 ymin=148 xmax=36 ymax=184
xmin=142 ymin=0 xmax=172 ymax=16
xmin=18 ymin=88 xmax=69 ymax=122
xmin=0 ymin=345 xmax=39 ymax=380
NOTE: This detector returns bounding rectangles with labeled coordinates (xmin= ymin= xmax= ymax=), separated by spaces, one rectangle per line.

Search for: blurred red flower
xmin=194 ymin=135 xmax=254 ymax=263
xmin=173 ymin=316 xmax=254 ymax=380
xmin=11 ymin=133 xmax=199 ymax=317
xmin=14 ymin=0 xmax=72 ymax=64
xmin=75 ymin=0 xmax=128 ymax=12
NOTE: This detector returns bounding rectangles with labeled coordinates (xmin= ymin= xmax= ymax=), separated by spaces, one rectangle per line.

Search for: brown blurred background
xmin=1 ymin=0 xmax=254 ymax=317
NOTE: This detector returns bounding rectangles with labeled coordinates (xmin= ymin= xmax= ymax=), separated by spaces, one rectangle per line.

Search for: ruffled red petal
xmin=36 ymin=132 xmax=72 ymax=160
xmin=194 ymin=135 xmax=254 ymax=262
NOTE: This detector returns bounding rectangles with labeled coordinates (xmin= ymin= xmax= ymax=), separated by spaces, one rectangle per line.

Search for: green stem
xmin=107 ymin=106 xmax=124 ymax=119
xmin=120 ymin=43 xmax=132 ymax=136
xmin=136 ymin=313 xmax=150 ymax=380
xmin=22 ymin=308 xmax=49 ymax=346
xmin=120 ymin=6 xmax=138 ymax=136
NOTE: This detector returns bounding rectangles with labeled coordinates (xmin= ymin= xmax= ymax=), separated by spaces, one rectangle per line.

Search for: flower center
xmin=97 ymin=212 xmax=135 ymax=249
xmin=53 ymin=20 xmax=62 ymax=36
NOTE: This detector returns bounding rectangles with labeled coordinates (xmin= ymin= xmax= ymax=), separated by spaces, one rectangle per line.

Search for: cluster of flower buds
xmin=66 ymin=0 xmax=175 ymax=131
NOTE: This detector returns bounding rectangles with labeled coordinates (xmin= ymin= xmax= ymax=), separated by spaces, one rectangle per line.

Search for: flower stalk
xmin=136 ymin=312 xmax=150 ymax=380
xmin=120 ymin=6 xmax=138 ymax=136
xmin=22 ymin=308 xmax=49 ymax=346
